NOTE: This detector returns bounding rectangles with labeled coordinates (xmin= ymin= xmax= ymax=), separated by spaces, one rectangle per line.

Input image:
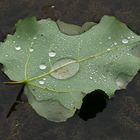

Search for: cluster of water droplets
xmin=29 ymin=41 xmax=34 ymax=53
xmin=38 ymin=77 xmax=47 ymax=85
xmin=105 ymin=34 xmax=136 ymax=53
xmin=86 ymin=63 xmax=99 ymax=82
xmin=37 ymin=51 xmax=57 ymax=85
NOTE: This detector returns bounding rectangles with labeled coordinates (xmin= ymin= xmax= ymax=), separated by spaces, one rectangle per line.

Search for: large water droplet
xmin=15 ymin=46 xmax=21 ymax=51
xmin=49 ymin=51 xmax=56 ymax=57
xmin=50 ymin=58 xmax=79 ymax=79
xmin=122 ymin=39 xmax=128 ymax=44
xmin=39 ymin=64 xmax=47 ymax=70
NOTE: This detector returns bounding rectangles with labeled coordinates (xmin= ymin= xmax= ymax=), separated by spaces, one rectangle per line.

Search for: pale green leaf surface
xmin=0 ymin=16 xmax=140 ymax=122
xmin=57 ymin=20 xmax=96 ymax=35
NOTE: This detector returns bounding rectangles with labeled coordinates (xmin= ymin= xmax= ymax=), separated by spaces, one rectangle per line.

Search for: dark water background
xmin=0 ymin=0 xmax=140 ymax=140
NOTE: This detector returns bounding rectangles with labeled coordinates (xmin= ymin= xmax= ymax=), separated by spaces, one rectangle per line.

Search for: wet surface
xmin=0 ymin=0 xmax=140 ymax=140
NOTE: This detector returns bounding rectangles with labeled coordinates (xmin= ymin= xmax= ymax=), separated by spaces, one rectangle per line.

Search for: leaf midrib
xmin=26 ymin=41 xmax=137 ymax=83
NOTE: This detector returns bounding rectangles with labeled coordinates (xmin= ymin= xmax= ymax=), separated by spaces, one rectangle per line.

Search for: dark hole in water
xmin=78 ymin=90 xmax=109 ymax=121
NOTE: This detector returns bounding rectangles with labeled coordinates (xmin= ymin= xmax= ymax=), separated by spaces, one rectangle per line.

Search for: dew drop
xmin=15 ymin=46 xmax=21 ymax=51
xmin=114 ymin=42 xmax=117 ymax=45
xmin=50 ymin=58 xmax=79 ymax=79
xmin=122 ymin=39 xmax=128 ymax=44
xmin=49 ymin=51 xmax=56 ymax=57
xmin=5 ymin=54 xmax=8 ymax=57
xmin=128 ymin=37 xmax=131 ymax=39
xmin=108 ymin=36 xmax=111 ymax=40
xmin=107 ymin=48 xmax=111 ymax=51
xmin=31 ymin=42 xmax=34 ymax=45
xmin=132 ymin=36 xmax=134 ymax=39
xmin=43 ymin=78 xmax=46 ymax=80
xmin=39 ymin=64 xmax=47 ymax=70
xmin=90 ymin=76 xmax=93 ymax=79
xmin=33 ymin=37 xmax=37 ymax=40
xmin=39 ymin=80 xmax=45 ymax=85
xmin=29 ymin=48 xmax=34 ymax=52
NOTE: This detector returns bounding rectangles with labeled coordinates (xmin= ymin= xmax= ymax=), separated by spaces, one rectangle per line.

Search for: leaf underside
xmin=0 ymin=16 xmax=140 ymax=122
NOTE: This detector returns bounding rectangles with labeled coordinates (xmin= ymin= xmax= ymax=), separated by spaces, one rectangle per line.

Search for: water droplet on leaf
xmin=132 ymin=36 xmax=134 ymax=39
xmin=43 ymin=78 xmax=46 ymax=80
xmin=39 ymin=64 xmax=47 ymax=70
xmin=114 ymin=42 xmax=117 ymax=45
xmin=15 ymin=46 xmax=21 ymax=50
xmin=50 ymin=58 xmax=79 ymax=79
xmin=107 ymin=48 xmax=111 ymax=51
xmin=5 ymin=54 xmax=8 ymax=57
xmin=39 ymin=80 xmax=45 ymax=85
xmin=108 ymin=36 xmax=111 ymax=40
xmin=33 ymin=37 xmax=37 ymax=40
xmin=29 ymin=48 xmax=34 ymax=52
xmin=49 ymin=51 xmax=56 ymax=57
xmin=31 ymin=42 xmax=34 ymax=45
xmin=90 ymin=76 xmax=93 ymax=79
xmin=122 ymin=39 xmax=128 ymax=44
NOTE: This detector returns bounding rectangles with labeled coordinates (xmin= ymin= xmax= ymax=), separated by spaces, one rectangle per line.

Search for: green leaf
xmin=57 ymin=20 xmax=96 ymax=35
xmin=0 ymin=16 xmax=140 ymax=122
